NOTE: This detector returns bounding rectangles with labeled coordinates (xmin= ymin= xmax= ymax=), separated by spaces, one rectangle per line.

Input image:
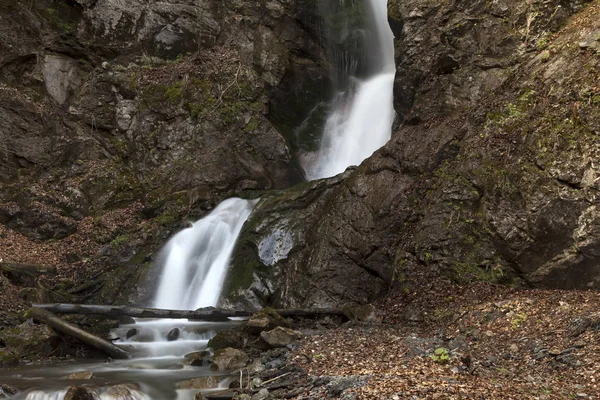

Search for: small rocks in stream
xmin=101 ymin=384 xmax=145 ymax=399
xmin=67 ymin=371 xmax=94 ymax=380
xmin=167 ymin=327 xmax=181 ymax=341
xmin=0 ymin=385 xmax=18 ymax=398
xmin=260 ymin=327 xmax=302 ymax=348
xmin=64 ymin=386 xmax=98 ymax=400
xmin=184 ymin=350 xmax=212 ymax=366
xmin=194 ymin=392 xmax=208 ymax=400
xmin=177 ymin=376 xmax=218 ymax=389
xmin=211 ymin=348 xmax=249 ymax=371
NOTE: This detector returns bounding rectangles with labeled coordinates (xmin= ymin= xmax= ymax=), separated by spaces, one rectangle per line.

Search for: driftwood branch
xmin=29 ymin=308 xmax=129 ymax=359
xmin=32 ymin=304 xmax=347 ymax=321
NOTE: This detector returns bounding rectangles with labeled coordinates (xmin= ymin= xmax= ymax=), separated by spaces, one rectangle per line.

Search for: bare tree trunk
xmin=29 ymin=308 xmax=129 ymax=359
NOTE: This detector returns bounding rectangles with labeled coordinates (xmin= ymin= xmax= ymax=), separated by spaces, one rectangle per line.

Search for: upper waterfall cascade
xmin=305 ymin=0 xmax=396 ymax=180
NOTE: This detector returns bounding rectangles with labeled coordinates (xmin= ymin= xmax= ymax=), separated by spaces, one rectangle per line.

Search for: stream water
xmin=1 ymin=1 xmax=395 ymax=399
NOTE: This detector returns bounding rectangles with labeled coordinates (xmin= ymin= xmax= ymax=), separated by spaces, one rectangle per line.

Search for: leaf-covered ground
xmin=292 ymin=279 xmax=600 ymax=399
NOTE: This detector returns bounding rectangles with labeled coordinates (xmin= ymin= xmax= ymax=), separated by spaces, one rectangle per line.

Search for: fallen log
xmin=29 ymin=308 xmax=129 ymax=360
xmin=32 ymin=304 xmax=348 ymax=322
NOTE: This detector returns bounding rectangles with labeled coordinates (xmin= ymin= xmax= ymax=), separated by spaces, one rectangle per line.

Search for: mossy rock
xmin=206 ymin=329 xmax=245 ymax=351
xmin=245 ymin=308 xmax=291 ymax=334
xmin=0 ymin=321 xmax=61 ymax=360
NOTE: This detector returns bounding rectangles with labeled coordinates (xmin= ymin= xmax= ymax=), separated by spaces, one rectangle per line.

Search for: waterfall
xmin=305 ymin=0 xmax=396 ymax=180
xmin=153 ymin=198 xmax=257 ymax=310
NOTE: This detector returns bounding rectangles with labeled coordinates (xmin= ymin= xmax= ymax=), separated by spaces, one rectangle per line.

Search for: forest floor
xmin=290 ymin=277 xmax=600 ymax=400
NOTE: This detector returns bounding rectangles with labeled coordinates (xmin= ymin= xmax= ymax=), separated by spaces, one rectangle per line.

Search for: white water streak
xmin=153 ymin=198 xmax=257 ymax=310
xmin=306 ymin=0 xmax=396 ymax=180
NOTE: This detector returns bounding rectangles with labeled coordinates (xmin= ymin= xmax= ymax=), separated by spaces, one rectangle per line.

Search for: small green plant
xmin=431 ymin=347 xmax=450 ymax=364
xmin=511 ymin=313 xmax=527 ymax=330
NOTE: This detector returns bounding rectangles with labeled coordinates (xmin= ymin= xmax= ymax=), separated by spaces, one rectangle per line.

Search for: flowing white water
xmin=306 ymin=0 xmax=396 ymax=180
xmin=153 ymin=198 xmax=257 ymax=310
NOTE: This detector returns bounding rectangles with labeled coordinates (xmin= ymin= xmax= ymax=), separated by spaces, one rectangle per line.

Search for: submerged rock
xmin=184 ymin=350 xmax=212 ymax=366
xmin=211 ymin=348 xmax=249 ymax=371
xmin=64 ymin=386 xmax=98 ymax=400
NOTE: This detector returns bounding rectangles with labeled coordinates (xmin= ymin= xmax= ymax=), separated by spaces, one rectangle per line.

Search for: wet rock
xmin=194 ymin=393 xmax=208 ymax=400
xmin=125 ymin=329 xmax=139 ymax=340
xmin=167 ymin=328 xmax=181 ymax=341
xmin=233 ymin=395 xmax=252 ymax=400
xmin=67 ymin=372 xmax=94 ymax=380
xmin=0 ymin=384 xmax=18 ymax=398
xmin=184 ymin=350 xmax=212 ymax=366
xmin=177 ymin=376 xmax=218 ymax=390
xmin=211 ymin=348 xmax=249 ymax=371
xmin=207 ymin=330 xmax=245 ymax=351
xmin=259 ymin=327 xmax=303 ymax=348
xmin=64 ymin=386 xmax=98 ymax=400
xmin=101 ymin=384 xmax=145 ymax=399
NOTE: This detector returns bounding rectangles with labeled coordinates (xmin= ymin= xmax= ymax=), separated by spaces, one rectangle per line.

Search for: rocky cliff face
xmin=0 ymin=0 xmax=328 ymax=311
xmin=1 ymin=0 xmax=599 ymax=315
xmin=223 ymin=0 xmax=600 ymax=307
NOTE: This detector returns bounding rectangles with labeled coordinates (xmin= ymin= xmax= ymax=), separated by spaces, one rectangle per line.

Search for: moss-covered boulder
xmin=0 ymin=321 xmax=60 ymax=361
xmin=245 ymin=308 xmax=291 ymax=334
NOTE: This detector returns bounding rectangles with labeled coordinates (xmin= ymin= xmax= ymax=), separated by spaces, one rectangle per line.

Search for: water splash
xmin=153 ymin=198 xmax=257 ymax=310
xmin=306 ymin=0 xmax=396 ymax=179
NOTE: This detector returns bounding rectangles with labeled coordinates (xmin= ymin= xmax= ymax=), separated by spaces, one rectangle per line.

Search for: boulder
xmin=259 ymin=327 xmax=303 ymax=348
xmin=207 ymin=330 xmax=245 ymax=351
xmin=184 ymin=350 xmax=212 ymax=366
xmin=0 ymin=321 xmax=60 ymax=360
xmin=211 ymin=348 xmax=249 ymax=371
xmin=194 ymin=393 xmax=208 ymax=400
